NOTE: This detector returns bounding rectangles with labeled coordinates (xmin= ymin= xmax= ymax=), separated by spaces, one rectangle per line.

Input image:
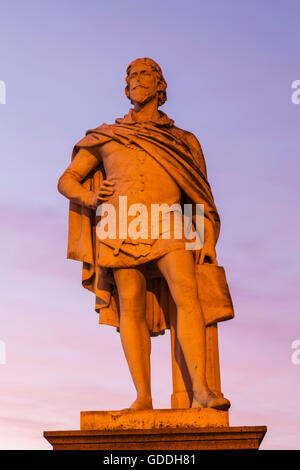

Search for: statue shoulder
xmin=86 ymin=122 xmax=114 ymax=135
xmin=73 ymin=122 xmax=114 ymax=153
xmin=172 ymin=126 xmax=203 ymax=153
xmin=172 ymin=126 xmax=207 ymax=177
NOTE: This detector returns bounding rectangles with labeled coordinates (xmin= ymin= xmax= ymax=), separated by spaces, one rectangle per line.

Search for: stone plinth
xmin=80 ymin=408 xmax=229 ymax=431
xmin=44 ymin=409 xmax=266 ymax=450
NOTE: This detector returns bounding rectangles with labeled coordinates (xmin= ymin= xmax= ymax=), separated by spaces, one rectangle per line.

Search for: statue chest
xmin=102 ymin=144 xmax=181 ymax=207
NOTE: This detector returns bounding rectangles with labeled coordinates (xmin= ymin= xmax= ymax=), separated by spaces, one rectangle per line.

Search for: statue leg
xmin=170 ymin=322 xmax=224 ymax=408
xmin=113 ymin=266 xmax=153 ymax=410
xmin=156 ymin=250 xmax=230 ymax=410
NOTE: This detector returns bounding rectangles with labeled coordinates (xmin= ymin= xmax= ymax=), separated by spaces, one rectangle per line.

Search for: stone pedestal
xmin=80 ymin=408 xmax=229 ymax=430
xmin=44 ymin=409 xmax=266 ymax=450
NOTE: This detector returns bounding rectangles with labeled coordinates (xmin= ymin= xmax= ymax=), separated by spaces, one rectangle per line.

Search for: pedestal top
xmin=80 ymin=408 xmax=229 ymax=431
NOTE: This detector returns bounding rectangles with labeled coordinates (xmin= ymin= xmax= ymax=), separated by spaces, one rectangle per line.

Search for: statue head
xmin=125 ymin=58 xmax=167 ymax=107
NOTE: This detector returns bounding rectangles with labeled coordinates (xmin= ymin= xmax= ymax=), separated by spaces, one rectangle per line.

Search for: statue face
xmin=127 ymin=62 xmax=159 ymax=105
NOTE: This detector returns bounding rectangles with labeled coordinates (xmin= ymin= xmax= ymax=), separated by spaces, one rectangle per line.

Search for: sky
xmin=0 ymin=0 xmax=300 ymax=450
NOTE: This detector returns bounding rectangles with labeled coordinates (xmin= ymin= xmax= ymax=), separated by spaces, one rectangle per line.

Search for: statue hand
xmin=197 ymin=243 xmax=217 ymax=265
xmin=94 ymin=180 xmax=115 ymax=205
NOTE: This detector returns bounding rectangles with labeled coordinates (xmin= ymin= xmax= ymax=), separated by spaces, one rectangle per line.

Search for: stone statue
xmin=58 ymin=58 xmax=233 ymax=412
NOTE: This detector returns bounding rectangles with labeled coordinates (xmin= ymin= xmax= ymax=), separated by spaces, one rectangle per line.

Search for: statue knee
xmin=120 ymin=305 xmax=145 ymax=321
xmin=169 ymin=277 xmax=198 ymax=311
xmin=118 ymin=289 xmax=146 ymax=319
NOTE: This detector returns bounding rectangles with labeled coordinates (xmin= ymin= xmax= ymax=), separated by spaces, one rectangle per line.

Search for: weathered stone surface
xmin=44 ymin=425 xmax=267 ymax=450
xmin=80 ymin=408 xmax=229 ymax=431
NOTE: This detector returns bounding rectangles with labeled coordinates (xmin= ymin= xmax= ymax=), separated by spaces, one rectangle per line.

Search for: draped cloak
xmin=66 ymin=113 xmax=222 ymax=336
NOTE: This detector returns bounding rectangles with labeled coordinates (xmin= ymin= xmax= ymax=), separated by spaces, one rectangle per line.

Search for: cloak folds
xmin=66 ymin=115 xmax=228 ymax=335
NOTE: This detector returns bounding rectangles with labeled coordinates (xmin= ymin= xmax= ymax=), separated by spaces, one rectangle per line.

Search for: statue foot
xmin=192 ymin=390 xmax=231 ymax=411
xmin=122 ymin=397 xmax=153 ymax=411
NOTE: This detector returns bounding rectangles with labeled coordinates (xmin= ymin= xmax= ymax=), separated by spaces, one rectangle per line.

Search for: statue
xmin=57 ymin=58 xmax=234 ymax=412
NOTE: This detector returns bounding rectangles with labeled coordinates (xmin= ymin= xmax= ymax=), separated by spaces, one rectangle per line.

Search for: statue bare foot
xmin=192 ymin=389 xmax=231 ymax=411
xmin=122 ymin=397 xmax=153 ymax=411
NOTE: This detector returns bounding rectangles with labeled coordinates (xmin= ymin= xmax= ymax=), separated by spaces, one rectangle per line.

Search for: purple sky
xmin=0 ymin=0 xmax=300 ymax=449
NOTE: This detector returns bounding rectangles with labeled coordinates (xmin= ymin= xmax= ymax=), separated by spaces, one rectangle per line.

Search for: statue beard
xmin=130 ymin=87 xmax=158 ymax=106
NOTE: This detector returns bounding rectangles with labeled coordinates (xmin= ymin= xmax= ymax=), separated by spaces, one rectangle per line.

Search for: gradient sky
xmin=0 ymin=0 xmax=300 ymax=450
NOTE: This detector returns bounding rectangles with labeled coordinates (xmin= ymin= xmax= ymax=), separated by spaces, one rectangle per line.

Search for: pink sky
xmin=0 ymin=0 xmax=300 ymax=449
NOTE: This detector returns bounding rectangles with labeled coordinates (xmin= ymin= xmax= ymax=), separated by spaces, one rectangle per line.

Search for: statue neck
xmin=131 ymin=98 xmax=160 ymax=123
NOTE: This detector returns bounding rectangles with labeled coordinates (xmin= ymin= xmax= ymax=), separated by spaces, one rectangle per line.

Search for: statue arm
xmin=186 ymin=133 xmax=218 ymax=263
xmin=185 ymin=132 xmax=208 ymax=179
xmin=57 ymin=148 xmax=100 ymax=209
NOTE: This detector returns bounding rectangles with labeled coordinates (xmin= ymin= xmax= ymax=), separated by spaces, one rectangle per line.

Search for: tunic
xmin=97 ymin=140 xmax=189 ymax=268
